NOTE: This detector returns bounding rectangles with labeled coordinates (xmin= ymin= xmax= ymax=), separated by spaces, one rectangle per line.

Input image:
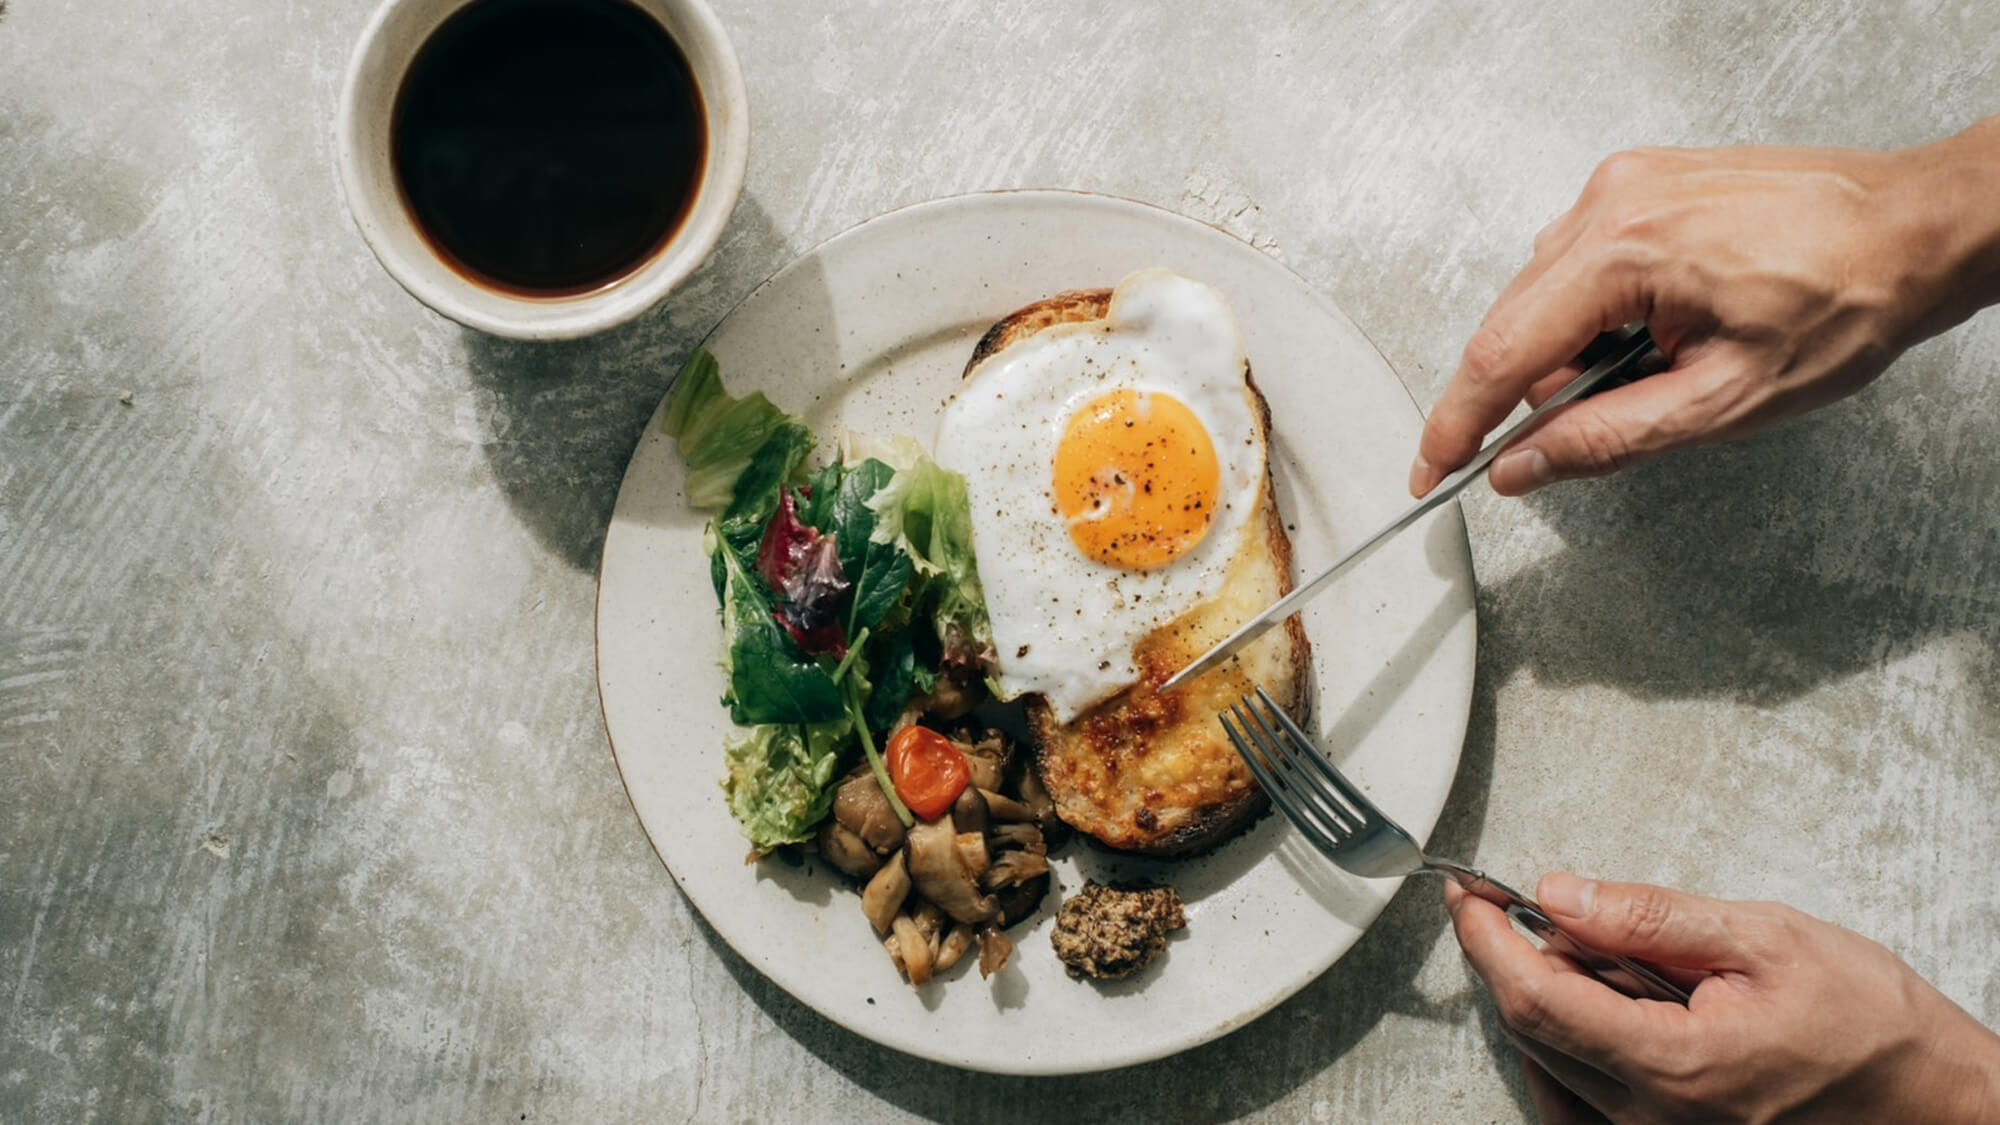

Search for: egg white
xmin=934 ymin=270 xmax=1266 ymax=722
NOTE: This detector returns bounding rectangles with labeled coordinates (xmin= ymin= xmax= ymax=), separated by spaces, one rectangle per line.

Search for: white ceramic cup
xmin=335 ymin=0 xmax=749 ymax=340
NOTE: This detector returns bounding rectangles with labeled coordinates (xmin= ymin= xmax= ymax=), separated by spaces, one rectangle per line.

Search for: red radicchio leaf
xmin=757 ymin=490 xmax=814 ymax=591
xmin=777 ymin=616 xmax=847 ymax=658
xmin=758 ymin=491 xmax=851 ymax=657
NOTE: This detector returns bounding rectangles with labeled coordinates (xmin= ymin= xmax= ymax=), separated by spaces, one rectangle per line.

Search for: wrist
xmin=1897 ymin=117 xmax=2000 ymax=337
xmin=1910 ymin=1010 xmax=2000 ymax=1122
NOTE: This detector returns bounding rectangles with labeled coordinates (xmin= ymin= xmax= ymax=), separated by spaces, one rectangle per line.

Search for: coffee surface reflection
xmin=392 ymin=0 xmax=707 ymax=297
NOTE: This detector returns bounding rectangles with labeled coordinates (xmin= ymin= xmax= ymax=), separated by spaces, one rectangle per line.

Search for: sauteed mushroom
xmin=975 ymin=924 xmax=1015 ymax=979
xmin=905 ymin=816 xmax=997 ymax=925
xmin=834 ymin=771 xmax=905 ymax=854
xmin=1015 ymin=767 xmax=1063 ymax=832
xmin=987 ymin=821 xmax=1045 ymax=855
xmin=817 ymin=820 xmax=881 ymax=880
xmin=956 ymin=728 xmax=1010 ymax=792
xmin=800 ymin=714 xmax=1070 ymax=987
xmin=978 ymin=788 xmax=1035 ymax=822
xmin=983 ymin=847 xmax=1049 ymax=892
xmin=860 ymin=850 xmax=910 ymax=935
xmin=936 ymin=923 xmax=977 ymax=973
xmin=951 ymin=785 xmax=988 ymax=836
xmin=919 ymin=676 xmax=976 ymax=721
xmin=993 ymin=873 xmax=1050 ymax=928
xmin=954 ymin=831 xmax=990 ymax=881
xmin=888 ymin=914 xmax=933 ymax=986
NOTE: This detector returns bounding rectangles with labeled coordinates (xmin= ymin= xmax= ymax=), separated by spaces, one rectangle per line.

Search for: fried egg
xmin=934 ymin=270 xmax=1266 ymax=722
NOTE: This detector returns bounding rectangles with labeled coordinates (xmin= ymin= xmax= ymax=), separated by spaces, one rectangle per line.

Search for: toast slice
xmin=963 ymin=288 xmax=1311 ymax=856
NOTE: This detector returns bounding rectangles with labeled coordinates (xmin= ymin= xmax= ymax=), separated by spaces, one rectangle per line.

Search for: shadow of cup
xmin=459 ymin=195 xmax=796 ymax=572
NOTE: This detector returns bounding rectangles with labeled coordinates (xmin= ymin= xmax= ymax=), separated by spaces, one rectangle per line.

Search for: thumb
xmin=1486 ymin=358 xmax=1745 ymax=496
xmin=1537 ymin=872 xmax=1751 ymax=971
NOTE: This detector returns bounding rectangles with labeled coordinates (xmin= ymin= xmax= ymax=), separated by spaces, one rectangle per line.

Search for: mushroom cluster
xmin=814 ymin=724 xmax=1063 ymax=986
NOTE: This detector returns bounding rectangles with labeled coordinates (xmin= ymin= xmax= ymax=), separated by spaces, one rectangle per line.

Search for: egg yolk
xmin=1053 ymin=389 xmax=1220 ymax=570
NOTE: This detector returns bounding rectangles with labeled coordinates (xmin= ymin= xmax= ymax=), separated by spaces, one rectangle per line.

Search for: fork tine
xmin=1220 ymin=709 xmax=1353 ymax=855
xmin=1226 ymin=701 xmax=1369 ymax=847
xmin=1251 ymin=686 xmax=1387 ymax=827
xmin=1225 ymin=715 xmax=1354 ymax=859
xmin=1219 ymin=707 xmax=1308 ymax=822
xmin=1234 ymin=697 xmax=1370 ymax=839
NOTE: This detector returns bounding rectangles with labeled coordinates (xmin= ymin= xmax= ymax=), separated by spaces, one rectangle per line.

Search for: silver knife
xmin=1159 ymin=324 xmax=1661 ymax=695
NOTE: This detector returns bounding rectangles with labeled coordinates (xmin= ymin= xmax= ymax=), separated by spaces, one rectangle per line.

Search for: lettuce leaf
xmin=664 ymin=349 xmax=809 ymax=512
xmin=866 ymin=456 xmax=996 ymax=673
xmin=724 ymin=717 xmax=850 ymax=852
xmin=718 ymin=421 xmax=815 ymax=547
xmin=828 ymin=459 xmax=914 ymax=635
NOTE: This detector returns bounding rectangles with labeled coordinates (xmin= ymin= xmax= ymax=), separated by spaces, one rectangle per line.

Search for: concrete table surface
xmin=5 ymin=0 xmax=1998 ymax=1121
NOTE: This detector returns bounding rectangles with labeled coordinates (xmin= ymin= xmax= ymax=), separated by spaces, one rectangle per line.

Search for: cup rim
xmin=334 ymin=0 xmax=749 ymax=341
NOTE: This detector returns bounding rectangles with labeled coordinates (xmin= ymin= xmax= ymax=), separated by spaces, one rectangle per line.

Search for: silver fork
xmin=1222 ymin=688 xmax=1692 ymax=1005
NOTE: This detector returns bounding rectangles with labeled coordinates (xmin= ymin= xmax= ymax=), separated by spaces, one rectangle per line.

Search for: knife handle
xmin=1576 ymin=324 xmax=1668 ymax=399
xmin=1445 ymin=865 xmax=1695 ymax=1006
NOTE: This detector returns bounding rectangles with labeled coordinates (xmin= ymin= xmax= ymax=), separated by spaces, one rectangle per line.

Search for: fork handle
xmin=1431 ymin=862 xmax=1694 ymax=1006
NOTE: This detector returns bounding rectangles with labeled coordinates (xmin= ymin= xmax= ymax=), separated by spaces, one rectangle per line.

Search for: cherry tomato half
xmin=885 ymin=726 xmax=972 ymax=822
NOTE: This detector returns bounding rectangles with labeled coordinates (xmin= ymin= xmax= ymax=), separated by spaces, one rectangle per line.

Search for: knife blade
xmin=1157 ymin=324 xmax=1660 ymax=695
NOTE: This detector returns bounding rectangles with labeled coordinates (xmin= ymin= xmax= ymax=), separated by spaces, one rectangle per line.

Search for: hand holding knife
xmin=1159 ymin=324 xmax=1662 ymax=695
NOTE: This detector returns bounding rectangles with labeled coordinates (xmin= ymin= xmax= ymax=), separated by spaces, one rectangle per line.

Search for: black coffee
xmin=392 ymin=0 xmax=706 ymax=296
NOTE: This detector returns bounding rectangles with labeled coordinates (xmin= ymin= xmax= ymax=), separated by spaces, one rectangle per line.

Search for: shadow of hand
xmin=1476 ymin=352 xmax=2000 ymax=710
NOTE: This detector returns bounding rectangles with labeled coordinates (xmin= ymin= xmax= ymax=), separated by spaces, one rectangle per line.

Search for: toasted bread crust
xmin=963 ymin=288 xmax=1312 ymax=857
xmin=965 ymin=289 xmax=1113 ymax=370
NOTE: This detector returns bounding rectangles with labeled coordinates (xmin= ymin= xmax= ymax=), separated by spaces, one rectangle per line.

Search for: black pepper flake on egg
xmin=1017 ymin=644 xmax=1031 ymax=658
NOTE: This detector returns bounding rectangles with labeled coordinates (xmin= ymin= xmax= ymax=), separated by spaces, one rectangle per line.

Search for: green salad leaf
xmin=718 ymin=421 xmax=814 ymax=547
xmin=867 ymin=453 xmax=996 ymax=673
xmin=797 ymin=461 xmax=844 ymax=532
xmin=717 ymin=543 xmax=843 ymax=726
xmin=862 ymin=627 xmax=918 ymax=734
xmin=830 ymin=459 xmax=916 ymax=635
xmin=724 ymin=717 xmax=851 ymax=851
xmin=663 ymin=350 xmax=804 ymax=512
xmin=829 ymin=459 xmax=890 ymax=577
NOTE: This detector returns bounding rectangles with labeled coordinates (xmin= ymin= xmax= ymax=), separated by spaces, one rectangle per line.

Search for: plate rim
xmin=593 ymin=187 xmax=1477 ymax=1075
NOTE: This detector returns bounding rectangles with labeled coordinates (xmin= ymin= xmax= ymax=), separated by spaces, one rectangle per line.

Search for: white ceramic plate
xmin=596 ymin=191 xmax=1476 ymax=1076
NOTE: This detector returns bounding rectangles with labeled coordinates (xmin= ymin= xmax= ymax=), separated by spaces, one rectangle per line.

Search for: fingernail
xmin=1442 ymin=880 xmax=1466 ymax=912
xmin=1408 ymin=456 xmax=1437 ymax=498
xmin=1491 ymin=447 xmax=1555 ymax=495
xmin=1539 ymin=872 xmax=1596 ymax=918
